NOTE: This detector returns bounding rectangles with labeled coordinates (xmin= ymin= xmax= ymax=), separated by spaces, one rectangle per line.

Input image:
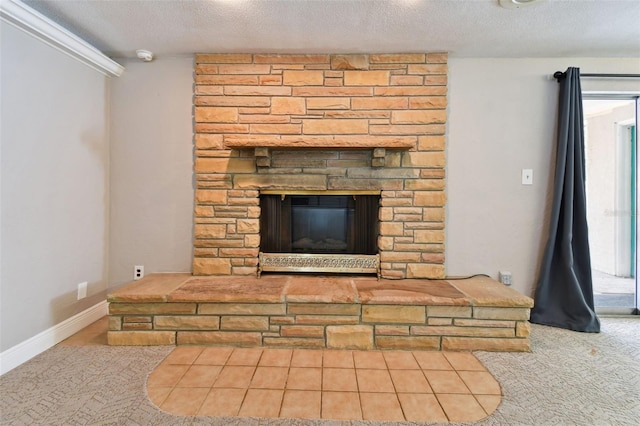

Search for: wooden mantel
xmin=223 ymin=135 xmax=417 ymax=168
xmin=223 ymin=135 xmax=417 ymax=150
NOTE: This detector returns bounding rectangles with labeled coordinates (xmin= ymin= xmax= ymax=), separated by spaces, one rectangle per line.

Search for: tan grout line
xmin=194 ymin=379 xmax=213 ymax=415
xmin=453 ymin=368 xmax=475 ymax=395
xmin=433 ymin=393 xmax=452 ymax=422
xmin=231 ymin=348 xmax=254 ymax=415
xmin=276 ymin=350 xmax=293 ymax=417
xmin=470 ymin=393 xmax=491 ymax=418
xmin=353 ymin=351 xmax=364 ymax=420
xmin=386 ymin=351 xmax=408 ymax=421
xmin=413 ymin=351 xmax=452 ymax=422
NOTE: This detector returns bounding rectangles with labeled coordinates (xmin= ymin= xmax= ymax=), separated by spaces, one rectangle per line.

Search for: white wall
xmin=108 ymin=57 xmax=194 ymax=287
xmin=447 ymin=58 xmax=640 ymax=297
xmin=0 ymin=22 xmax=110 ymax=351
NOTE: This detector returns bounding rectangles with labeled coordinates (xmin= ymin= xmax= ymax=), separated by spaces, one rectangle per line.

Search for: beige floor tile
xmin=227 ymin=348 xmax=263 ymax=366
xmin=356 ymin=369 xmax=395 ymax=393
xmin=160 ymin=387 xmax=209 ymax=416
xmin=353 ymin=351 xmax=387 ymax=369
xmin=291 ymin=349 xmax=323 ymax=367
xmin=198 ymin=388 xmax=246 ymax=417
xmin=163 ymin=346 xmax=204 ymax=365
xmin=213 ymin=366 xmax=256 ymax=388
xmin=475 ymin=394 xmax=502 ymax=415
xmin=250 ymin=366 xmax=289 ymax=389
xmin=176 ymin=365 xmax=222 ymax=388
xmin=323 ymin=368 xmax=358 ymax=392
xmin=397 ymin=393 xmax=448 ymax=422
xmin=360 ymin=392 xmax=405 ymax=421
xmin=321 ymin=391 xmax=362 ymax=420
xmin=258 ymin=348 xmax=293 ymax=367
xmin=389 ymin=369 xmax=432 ymax=393
xmin=458 ymin=370 xmax=502 ymax=395
xmin=412 ymin=351 xmax=453 ymax=370
xmin=323 ymin=350 xmax=354 ymax=368
xmin=147 ymin=364 xmax=189 ymax=387
xmin=423 ymin=370 xmax=471 ymax=394
xmin=286 ymin=367 xmax=322 ymax=390
xmin=383 ymin=350 xmax=420 ymax=369
xmin=194 ymin=347 xmax=233 ymax=365
xmin=437 ymin=393 xmax=488 ymax=422
xmin=443 ymin=352 xmax=487 ymax=371
xmin=239 ymin=389 xmax=284 ymax=417
xmin=280 ymin=390 xmax=321 ymax=419
xmin=147 ymin=386 xmax=172 ymax=407
xmin=142 ymin=342 xmax=505 ymax=422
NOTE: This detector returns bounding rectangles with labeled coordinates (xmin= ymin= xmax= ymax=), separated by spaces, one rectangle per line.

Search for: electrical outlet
xmin=77 ymin=281 xmax=87 ymax=300
xmin=134 ymin=265 xmax=144 ymax=281
xmin=499 ymin=271 xmax=512 ymax=286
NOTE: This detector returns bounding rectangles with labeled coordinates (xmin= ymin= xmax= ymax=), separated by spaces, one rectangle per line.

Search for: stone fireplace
xmin=193 ymin=53 xmax=447 ymax=279
xmin=109 ymin=58 xmax=534 ymax=351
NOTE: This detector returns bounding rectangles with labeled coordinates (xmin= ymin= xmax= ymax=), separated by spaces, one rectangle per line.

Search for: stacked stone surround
xmin=108 ymin=274 xmax=533 ymax=352
xmin=193 ymin=53 xmax=448 ymax=279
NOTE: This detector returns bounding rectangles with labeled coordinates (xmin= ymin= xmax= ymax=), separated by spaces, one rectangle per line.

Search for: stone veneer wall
xmin=109 ymin=301 xmax=531 ymax=352
xmin=193 ymin=53 xmax=448 ymax=279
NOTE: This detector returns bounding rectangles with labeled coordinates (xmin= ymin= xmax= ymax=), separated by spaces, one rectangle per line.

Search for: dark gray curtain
xmin=530 ymin=67 xmax=600 ymax=332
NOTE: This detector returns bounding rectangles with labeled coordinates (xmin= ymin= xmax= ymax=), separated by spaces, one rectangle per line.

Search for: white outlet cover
xmin=134 ymin=265 xmax=144 ymax=280
xmin=77 ymin=281 xmax=88 ymax=299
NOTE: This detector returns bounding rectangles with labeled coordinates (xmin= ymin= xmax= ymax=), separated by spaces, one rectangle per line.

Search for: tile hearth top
xmin=108 ymin=274 xmax=533 ymax=308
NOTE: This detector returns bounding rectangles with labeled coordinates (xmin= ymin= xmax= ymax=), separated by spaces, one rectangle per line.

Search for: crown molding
xmin=0 ymin=0 xmax=124 ymax=77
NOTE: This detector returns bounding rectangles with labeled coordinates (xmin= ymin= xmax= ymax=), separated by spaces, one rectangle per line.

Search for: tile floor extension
xmin=147 ymin=346 xmax=502 ymax=422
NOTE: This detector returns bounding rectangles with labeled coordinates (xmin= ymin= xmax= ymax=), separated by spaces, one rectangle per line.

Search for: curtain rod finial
xmin=553 ymin=71 xmax=566 ymax=82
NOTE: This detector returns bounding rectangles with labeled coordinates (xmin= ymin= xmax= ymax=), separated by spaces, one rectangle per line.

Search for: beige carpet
xmin=1 ymin=317 xmax=638 ymax=425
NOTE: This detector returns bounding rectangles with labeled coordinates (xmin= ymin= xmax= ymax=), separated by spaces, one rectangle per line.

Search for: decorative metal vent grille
xmin=258 ymin=252 xmax=380 ymax=279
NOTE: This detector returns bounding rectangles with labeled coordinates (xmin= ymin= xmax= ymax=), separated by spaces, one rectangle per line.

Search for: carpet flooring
xmin=1 ymin=317 xmax=638 ymax=425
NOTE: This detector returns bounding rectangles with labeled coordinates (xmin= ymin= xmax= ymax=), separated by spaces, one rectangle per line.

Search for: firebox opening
xmin=260 ymin=193 xmax=379 ymax=255
xmin=292 ymin=195 xmax=350 ymax=254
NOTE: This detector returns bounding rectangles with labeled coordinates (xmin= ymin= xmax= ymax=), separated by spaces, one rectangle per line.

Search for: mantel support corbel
xmin=372 ymin=148 xmax=386 ymax=168
xmin=255 ymin=147 xmax=271 ymax=169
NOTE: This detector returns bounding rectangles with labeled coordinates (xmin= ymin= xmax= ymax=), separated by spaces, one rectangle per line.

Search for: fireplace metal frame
xmin=258 ymin=252 xmax=380 ymax=279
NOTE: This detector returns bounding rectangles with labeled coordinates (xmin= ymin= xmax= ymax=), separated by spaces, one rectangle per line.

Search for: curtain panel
xmin=530 ymin=67 xmax=600 ymax=333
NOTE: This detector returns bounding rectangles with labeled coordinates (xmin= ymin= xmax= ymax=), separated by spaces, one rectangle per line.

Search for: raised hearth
xmin=107 ymin=274 xmax=533 ymax=352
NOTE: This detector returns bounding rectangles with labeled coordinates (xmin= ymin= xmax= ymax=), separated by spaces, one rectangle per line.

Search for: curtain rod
xmin=553 ymin=71 xmax=640 ymax=82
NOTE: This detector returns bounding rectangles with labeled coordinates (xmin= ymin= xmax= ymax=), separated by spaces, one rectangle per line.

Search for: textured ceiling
xmin=22 ymin=0 xmax=640 ymax=59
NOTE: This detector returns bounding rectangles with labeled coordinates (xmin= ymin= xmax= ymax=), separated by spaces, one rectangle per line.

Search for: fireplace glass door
xmin=291 ymin=196 xmax=349 ymax=253
xmin=260 ymin=194 xmax=379 ymax=255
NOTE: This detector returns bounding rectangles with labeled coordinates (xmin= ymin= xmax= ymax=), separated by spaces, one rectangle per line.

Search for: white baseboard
xmin=0 ymin=300 xmax=108 ymax=375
